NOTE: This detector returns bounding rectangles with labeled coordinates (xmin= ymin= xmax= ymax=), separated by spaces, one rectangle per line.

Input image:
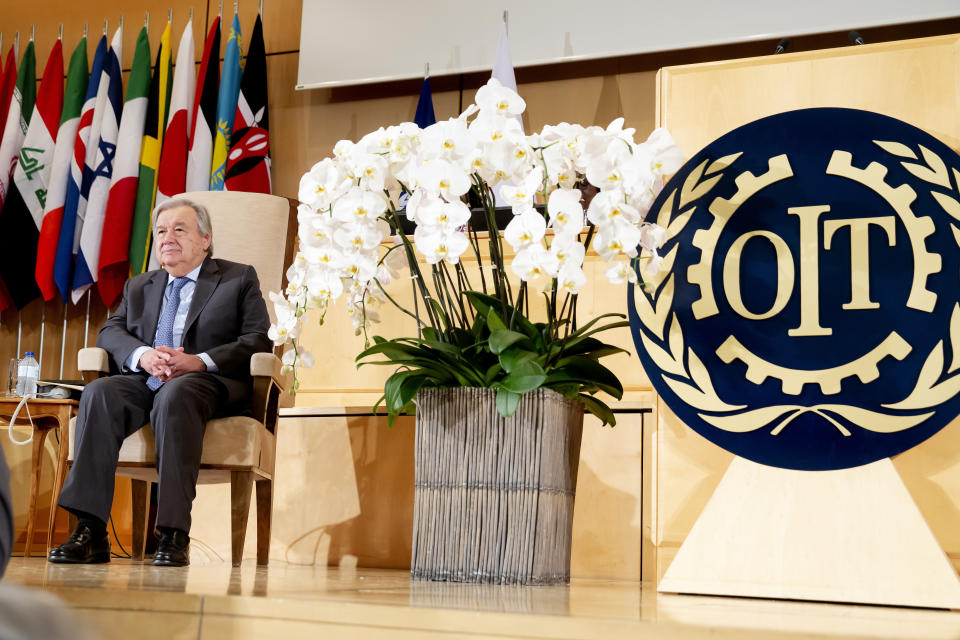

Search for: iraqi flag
xmin=0 ymin=46 xmax=18 ymax=153
xmin=97 ymin=27 xmax=150 ymax=308
xmin=156 ymin=19 xmax=195 ymax=206
xmin=53 ymin=34 xmax=107 ymax=302
xmin=72 ymin=27 xmax=123 ymax=304
xmin=128 ymin=22 xmax=172 ymax=276
xmin=0 ymin=40 xmax=36 ymax=209
xmin=225 ymin=14 xmax=270 ymax=194
xmin=210 ymin=13 xmax=243 ymax=190
xmin=36 ymin=37 xmax=87 ymax=302
xmin=186 ymin=17 xmax=219 ymax=193
xmin=0 ymin=40 xmax=62 ymax=309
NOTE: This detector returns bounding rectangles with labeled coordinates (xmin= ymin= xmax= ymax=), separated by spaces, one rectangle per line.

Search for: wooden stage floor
xmin=3 ymin=557 xmax=960 ymax=639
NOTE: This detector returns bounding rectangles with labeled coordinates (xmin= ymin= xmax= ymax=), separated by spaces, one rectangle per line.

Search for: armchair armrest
xmin=251 ymin=352 xmax=294 ymax=429
xmin=78 ymin=348 xmax=110 ymax=383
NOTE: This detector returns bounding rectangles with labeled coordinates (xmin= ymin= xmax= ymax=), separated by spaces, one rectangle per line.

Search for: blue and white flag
xmin=210 ymin=13 xmax=243 ymax=190
xmin=73 ymin=27 xmax=123 ymax=303
xmin=54 ymin=34 xmax=107 ymax=302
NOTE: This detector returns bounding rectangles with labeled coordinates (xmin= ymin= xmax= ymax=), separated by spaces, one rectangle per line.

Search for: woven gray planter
xmin=411 ymin=387 xmax=584 ymax=585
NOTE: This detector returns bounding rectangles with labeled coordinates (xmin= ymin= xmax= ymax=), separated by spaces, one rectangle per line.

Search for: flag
xmin=210 ymin=13 xmax=243 ymax=190
xmin=398 ymin=76 xmax=436 ymax=209
xmin=156 ymin=18 xmax=196 ymax=206
xmin=0 ymin=47 xmax=17 ymax=156
xmin=492 ymin=19 xmax=522 ymax=207
xmin=128 ymin=22 xmax=172 ymax=276
xmin=36 ymin=37 xmax=87 ymax=302
xmin=53 ymin=34 xmax=107 ymax=302
xmin=186 ymin=17 xmax=219 ymax=193
xmin=225 ymin=14 xmax=270 ymax=194
xmin=0 ymin=40 xmax=35 ymax=208
xmin=72 ymin=27 xmax=123 ymax=303
xmin=97 ymin=27 xmax=149 ymax=307
xmin=0 ymin=40 xmax=62 ymax=309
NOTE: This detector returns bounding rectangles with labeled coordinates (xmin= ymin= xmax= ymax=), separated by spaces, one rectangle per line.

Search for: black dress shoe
xmin=152 ymin=529 xmax=190 ymax=567
xmin=48 ymin=524 xmax=110 ymax=564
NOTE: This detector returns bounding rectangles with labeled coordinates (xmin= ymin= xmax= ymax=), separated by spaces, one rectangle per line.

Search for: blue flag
xmin=72 ymin=27 xmax=124 ymax=302
xmin=414 ymin=76 xmax=436 ymax=129
xmin=54 ymin=35 xmax=107 ymax=302
xmin=210 ymin=13 xmax=243 ymax=190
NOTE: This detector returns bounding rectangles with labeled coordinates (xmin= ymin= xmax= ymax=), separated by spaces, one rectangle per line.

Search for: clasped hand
xmin=139 ymin=346 xmax=206 ymax=382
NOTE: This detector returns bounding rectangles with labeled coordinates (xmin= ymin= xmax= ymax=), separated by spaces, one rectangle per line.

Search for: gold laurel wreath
xmin=872 ymin=141 xmax=960 ymax=411
xmin=634 ymin=142 xmax=960 ymax=437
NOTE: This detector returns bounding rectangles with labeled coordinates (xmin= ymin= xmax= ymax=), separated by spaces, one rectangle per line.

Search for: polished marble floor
xmin=2 ymin=558 xmax=960 ymax=639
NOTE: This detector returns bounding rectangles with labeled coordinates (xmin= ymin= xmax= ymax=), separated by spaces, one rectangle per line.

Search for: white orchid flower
xmin=417 ymin=199 xmax=471 ymax=232
xmin=302 ymin=243 xmax=344 ymax=270
xmin=299 ymin=158 xmax=348 ymax=210
xmin=595 ymin=221 xmax=643 ymax=260
xmin=547 ymin=188 xmax=585 ymax=235
xmin=639 ymin=223 xmax=668 ymax=251
xmin=421 ymin=118 xmax=475 ymax=163
xmin=511 ymin=244 xmax=559 ymax=281
xmin=414 ymin=226 xmax=470 ymax=265
xmin=332 ymin=187 xmax=388 ymax=224
xmin=415 ymin=159 xmax=471 ymax=201
xmin=305 ymin=268 xmax=345 ymax=301
xmin=475 ymin=78 xmax=526 ymax=117
xmin=333 ymin=223 xmax=383 ymax=252
xmin=605 ymin=260 xmax=639 ymax=285
xmin=550 ymin=235 xmax=586 ymax=268
xmin=558 ymin=263 xmax=587 ymax=293
xmin=643 ymin=127 xmax=685 ymax=177
xmin=504 ymin=209 xmax=547 ymax=249
xmin=586 ymin=190 xmax=642 ymax=228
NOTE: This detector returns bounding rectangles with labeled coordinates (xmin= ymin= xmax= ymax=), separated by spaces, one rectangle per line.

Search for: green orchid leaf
xmin=488 ymin=329 xmax=528 ymax=354
xmin=495 ymin=387 xmax=521 ymax=417
xmin=546 ymin=356 xmax=623 ymax=399
xmin=500 ymin=361 xmax=547 ymax=394
xmin=578 ymin=393 xmax=617 ymax=427
xmin=486 ymin=308 xmax=507 ymax=332
xmin=498 ymin=346 xmax=538 ymax=374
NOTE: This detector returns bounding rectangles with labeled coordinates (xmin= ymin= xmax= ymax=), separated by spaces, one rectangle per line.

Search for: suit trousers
xmin=58 ymin=372 xmax=228 ymax=533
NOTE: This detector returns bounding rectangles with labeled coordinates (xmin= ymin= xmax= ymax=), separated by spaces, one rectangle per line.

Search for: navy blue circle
xmin=629 ymin=108 xmax=960 ymax=470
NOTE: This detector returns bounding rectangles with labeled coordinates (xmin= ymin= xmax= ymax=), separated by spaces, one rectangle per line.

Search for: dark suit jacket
xmin=98 ymin=257 xmax=272 ymax=409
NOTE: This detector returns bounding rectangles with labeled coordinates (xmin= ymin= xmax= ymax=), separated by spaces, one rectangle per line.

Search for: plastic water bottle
xmin=15 ymin=352 xmax=39 ymax=397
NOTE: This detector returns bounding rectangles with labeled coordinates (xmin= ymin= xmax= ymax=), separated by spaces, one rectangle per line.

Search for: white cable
xmin=7 ymin=391 xmax=61 ymax=445
xmin=8 ymin=394 xmax=36 ymax=445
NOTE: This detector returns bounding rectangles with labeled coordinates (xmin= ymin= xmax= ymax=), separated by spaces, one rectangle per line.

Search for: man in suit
xmin=49 ymin=198 xmax=272 ymax=567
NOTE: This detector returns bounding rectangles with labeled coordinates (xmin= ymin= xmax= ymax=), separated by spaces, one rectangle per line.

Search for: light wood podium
xmin=652 ymin=33 xmax=960 ymax=607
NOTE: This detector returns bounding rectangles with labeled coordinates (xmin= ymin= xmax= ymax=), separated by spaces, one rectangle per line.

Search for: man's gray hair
xmin=153 ymin=197 xmax=214 ymax=257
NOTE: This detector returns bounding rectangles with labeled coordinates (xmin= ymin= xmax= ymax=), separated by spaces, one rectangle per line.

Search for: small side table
xmin=0 ymin=397 xmax=77 ymax=557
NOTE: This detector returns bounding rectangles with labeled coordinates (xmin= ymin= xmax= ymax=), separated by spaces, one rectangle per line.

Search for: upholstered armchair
xmin=69 ymin=191 xmax=296 ymax=566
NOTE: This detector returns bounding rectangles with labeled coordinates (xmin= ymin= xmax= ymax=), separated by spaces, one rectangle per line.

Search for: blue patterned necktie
xmin=147 ymin=277 xmax=190 ymax=391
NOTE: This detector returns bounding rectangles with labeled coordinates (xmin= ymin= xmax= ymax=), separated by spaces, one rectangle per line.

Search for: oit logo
xmin=629 ymin=108 xmax=960 ymax=470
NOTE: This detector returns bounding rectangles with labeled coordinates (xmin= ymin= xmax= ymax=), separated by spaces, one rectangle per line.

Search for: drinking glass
xmin=6 ymin=358 xmax=17 ymax=397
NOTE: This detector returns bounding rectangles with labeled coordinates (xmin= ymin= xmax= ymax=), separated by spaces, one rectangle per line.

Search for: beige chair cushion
xmin=67 ymin=416 xmax=275 ymax=475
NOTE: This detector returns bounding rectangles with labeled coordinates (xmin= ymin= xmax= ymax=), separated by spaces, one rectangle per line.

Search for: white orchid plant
xmin=272 ymin=78 xmax=683 ymax=425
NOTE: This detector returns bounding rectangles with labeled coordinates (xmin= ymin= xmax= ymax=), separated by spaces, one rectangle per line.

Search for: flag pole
xmin=30 ymin=26 xmax=35 ymax=42
xmin=503 ymin=10 xmax=508 ymax=35
xmin=39 ymin=303 xmax=45 ymax=373
xmin=58 ymin=24 xmax=63 ymax=40
xmin=84 ymin=24 xmax=88 ymax=38
xmin=14 ymin=32 xmax=19 ymax=57
xmin=103 ymin=20 xmax=108 ymax=36
xmin=259 ymin=0 xmax=263 ymax=15
xmin=16 ymin=311 xmax=21 ymax=360
xmin=168 ymin=8 xmax=173 ymax=24
xmin=219 ymin=1 xmax=223 ymax=19
xmin=424 ymin=62 xmax=429 ymax=79
xmin=58 ymin=302 xmax=67 ymax=379
xmin=83 ymin=290 xmax=91 ymax=348
xmin=145 ymin=12 xmax=149 ymax=30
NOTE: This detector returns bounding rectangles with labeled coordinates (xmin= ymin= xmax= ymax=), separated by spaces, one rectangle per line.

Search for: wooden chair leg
xmin=131 ymin=480 xmax=151 ymax=561
xmin=24 ymin=427 xmax=50 ymax=558
xmin=230 ymin=471 xmax=254 ymax=567
xmin=255 ymin=479 xmax=272 ymax=567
